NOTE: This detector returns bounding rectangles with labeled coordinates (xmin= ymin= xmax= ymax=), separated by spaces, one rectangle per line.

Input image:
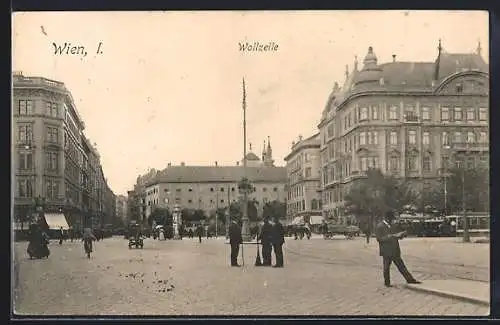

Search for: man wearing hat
xmin=259 ymin=216 xmax=273 ymax=266
xmin=271 ymin=216 xmax=285 ymax=268
xmin=375 ymin=210 xmax=421 ymax=287
xmin=228 ymin=218 xmax=243 ymax=267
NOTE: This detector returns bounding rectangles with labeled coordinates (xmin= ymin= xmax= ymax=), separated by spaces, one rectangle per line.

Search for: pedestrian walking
xmin=271 ymin=216 xmax=285 ymax=268
xmin=228 ymin=219 xmax=243 ymax=267
xmin=59 ymin=227 xmax=64 ymax=245
xmin=197 ymin=224 xmax=203 ymax=243
xmin=259 ymin=216 xmax=273 ymax=266
xmin=375 ymin=211 xmax=422 ymax=287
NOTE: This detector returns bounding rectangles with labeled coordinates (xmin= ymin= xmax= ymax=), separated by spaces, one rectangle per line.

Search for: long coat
xmin=375 ymin=221 xmax=401 ymax=257
xmin=228 ymin=222 xmax=243 ymax=245
xmin=259 ymin=222 xmax=273 ymax=244
xmin=271 ymin=222 xmax=285 ymax=245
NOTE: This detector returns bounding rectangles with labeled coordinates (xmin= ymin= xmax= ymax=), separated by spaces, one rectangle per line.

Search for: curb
xmin=405 ymin=283 xmax=490 ymax=307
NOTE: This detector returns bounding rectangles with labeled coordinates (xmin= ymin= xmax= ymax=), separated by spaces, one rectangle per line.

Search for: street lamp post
xmin=461 ymin=165 xmax=470 ymax=243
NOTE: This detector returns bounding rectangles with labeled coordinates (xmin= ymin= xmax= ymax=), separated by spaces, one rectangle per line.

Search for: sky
xmin=12 ymin=10 xmax=488 ymax=196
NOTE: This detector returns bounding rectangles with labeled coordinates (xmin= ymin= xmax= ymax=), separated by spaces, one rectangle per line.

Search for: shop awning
xmin=309 ymin=215 xmax=324 ymax=225
xmin=44 ymin=213 xmax=69 ymax=230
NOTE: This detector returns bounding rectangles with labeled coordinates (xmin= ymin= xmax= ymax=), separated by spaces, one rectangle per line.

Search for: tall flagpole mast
xmin=242 ymin=77 xmax=249 ymax=241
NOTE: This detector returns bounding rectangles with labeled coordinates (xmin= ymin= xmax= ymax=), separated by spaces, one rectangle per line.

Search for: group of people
xmin=228 ymin=215 xmax=285 ymax=268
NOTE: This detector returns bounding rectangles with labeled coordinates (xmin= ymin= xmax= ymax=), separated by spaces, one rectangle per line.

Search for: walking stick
xmin=241 ymin=242 xmax=245 ymax=266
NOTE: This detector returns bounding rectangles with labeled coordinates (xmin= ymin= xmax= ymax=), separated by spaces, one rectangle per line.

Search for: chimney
xmin=167 ymin=162 xmax=171 ymax=167
xmin=180 ymin=162 xmax=185 ymax=166
xmin=215 ymin=161 xmax=218 ymax=167
xmin=236 ymin=161 xmax=240 ymax=166
xmin=392 ymin=54 xmax=396 ymax=62
xmin=299 ymin=135 xmax=303 ymax=141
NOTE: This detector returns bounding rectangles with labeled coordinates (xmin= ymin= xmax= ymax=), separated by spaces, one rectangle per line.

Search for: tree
xmin=444 ymin=166 xmax=489 ymax=213
xmin=192 ymin=209 xmax=206 ymax=222
xmin=262 ymin=200 xmax=287 ymax=220
xmin=228 ymin=200 xmax=258 ymax=222
xmin=344 ymin=168 xmax=417 ymax=231
xmin=148 ymin=208 xmax=173 ymax=228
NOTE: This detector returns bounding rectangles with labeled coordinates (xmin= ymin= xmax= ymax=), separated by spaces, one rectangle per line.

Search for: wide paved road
xmin=13 ymin=236 xmax=489 ymax=316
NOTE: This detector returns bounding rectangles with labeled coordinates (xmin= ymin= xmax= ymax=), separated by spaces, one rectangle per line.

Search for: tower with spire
xmin=263 ymin=136 xmax=274 ymax=167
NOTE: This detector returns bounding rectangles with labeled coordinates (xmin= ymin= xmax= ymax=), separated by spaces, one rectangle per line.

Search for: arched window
xmin=311 ymin=199 xmax=318 ymax=210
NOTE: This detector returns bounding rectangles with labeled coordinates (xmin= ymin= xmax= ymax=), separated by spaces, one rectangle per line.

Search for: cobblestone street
xmin=13 ymin=236 xmax=489 ymax=316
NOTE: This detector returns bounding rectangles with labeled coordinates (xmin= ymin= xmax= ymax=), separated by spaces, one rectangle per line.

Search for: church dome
xmin=245 ymin=152 xmax=260 ymax=161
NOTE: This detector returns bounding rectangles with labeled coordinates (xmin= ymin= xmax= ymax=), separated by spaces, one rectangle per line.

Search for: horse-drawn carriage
xmin=127 ymin=223 xmax=144 ymax=249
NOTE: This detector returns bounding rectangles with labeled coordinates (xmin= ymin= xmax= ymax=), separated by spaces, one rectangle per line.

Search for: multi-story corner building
xmin=142 ymin=140 xmax=287 ymax=221
xmin=12 ymin=72 xmax=116 ymax=229
xmin=284 ymin=133 xmax=322 ymax=221
xmin=318 ymin=41 xmax=489 ymax=223
xmin=115 ymin=195 xmax=128 ymax=226
xmin=127 ymin=168 xmax=159 ymax=225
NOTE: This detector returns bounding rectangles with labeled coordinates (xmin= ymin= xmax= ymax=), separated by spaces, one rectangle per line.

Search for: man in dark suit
xmin=375 ymin=211 xmax=422 ymax=287
xmin=228 ymin=219 xmax=243 ymax=267
xmin=259 ymin=216 xmax=273 ymax=266
xmin=271 ymin=216 xmax=285 ymax=268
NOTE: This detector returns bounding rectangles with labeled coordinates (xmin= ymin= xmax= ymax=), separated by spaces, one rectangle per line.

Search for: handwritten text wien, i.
xmin=53 ymin=42 xmax=104 ymax=57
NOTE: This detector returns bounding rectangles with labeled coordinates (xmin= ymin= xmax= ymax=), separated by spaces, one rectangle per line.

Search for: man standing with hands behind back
xmin=375 ymin=210 xmax=422 ymax=287
xmin=271 ymin=216 xmax=285 ymax=268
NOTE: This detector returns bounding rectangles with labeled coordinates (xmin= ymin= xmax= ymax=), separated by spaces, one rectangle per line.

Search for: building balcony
xmin=403 ymin=114 xmax=420 ymax=123
xmin=450 ymin=142 xmax=489 ymax=153
xmin=44 ymin=142 xmax=63 ymax=150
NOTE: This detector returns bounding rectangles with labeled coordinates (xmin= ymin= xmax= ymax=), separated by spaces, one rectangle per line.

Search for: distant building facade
xmin=318 ymin=42 xmax=489 ymax=223
xmin=12 ymin=72 xmax=116 ymax=229
xmin=115 ymin=195 xmax=128 ymax=226
xmin=140 ymin=140 xmax=287 ymax=220
xmin=284 ymin=133 xmax=322 ymax=221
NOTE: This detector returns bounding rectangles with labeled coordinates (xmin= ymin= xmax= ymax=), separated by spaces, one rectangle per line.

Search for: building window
xmin=479 ymin=132 xmax=487 ymax=143
xmin=390 ymin=131 xmax=398 ymax=145
xmin=18 ymin=124 xmax=33 ymax=144
xmin=263 ymin=187 xmax=267 ymax=192
xmin=45 ymin=179 xmax=59 ymax=199
xmin=389 ymin=157 xmax=399 ymax=171
xmin=360 ymin=157 xmax=369 ymax=171
xmin=188 ymin=199 xmax=193 ymax=203
xmin=367 ymin=132 xmax=378 ymax=145
xmin=454 ymin=132 xmax=462 ymax=144
xmin=46 ymin=126 xmax=59 ymax=143
xmin=467 ymin=132 xmax=476 ymax=143
xmin=442 ymin=132 xmax=450 ymax=147
xmin=466 ymin=109 xmax=475 ymax=121
xmin=305 ymin=167 xmax=312 ymax=178
xmin=389 ymin=106 xmax=398 ymax=120
xmin=456 ymin=83 xmax=463 ymax=93
xmin=422 ymin=132 xmax=430 ymax=145
xmin=220 ymin=187 xmax=224 ymax=192
xmin=423 ymin=156 xmax=431 ymax=171
xmin=18 ymin=152 xmax=33 ymax=169
xmin=479 ymin=108 xmax=487 ymax=121
xmin=441 ymin=107 xmax=450 ymax=121
xmin=360 ymin=107 xmax=368 ymax=121
xmin=408 ymin=130 xmax=417 ymax=145
xmin=19 ymin=100 xmax=34 ymax=115
xmin=327 ymin=123 xmax=334 ymax=137
xmin=45 ymin=152 xmax=59 ymax=171
xmin=372 ymin=105 xmax=379 ymax=120
xmin=210 ymin=188 xmax=214 ymax=192
xmin=407 ymin=156 xmax=417 ymax=171
xmin=422 ymin=107 xmax=431 ymax=121
xmin=441 ymin=156 xmax=450 ymax=169
xmin=17 ymin=178 xmax=33 ymax=197
xmin=221 ymin=199 xmax=224 ymax=203
xmin=359 ymin=132 xmax=366 ymax=145
xmin=188 ymin=188 xmax=193 ymax=192
xmin=45 ymin=102 xmax=58 ymax=118
xmin=454 ymin=107 xmax=463 ymax=121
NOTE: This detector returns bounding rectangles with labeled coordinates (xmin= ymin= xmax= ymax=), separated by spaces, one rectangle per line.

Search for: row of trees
xmin=147 ymin=199 xmax=287 ymax=229
xmin=344 ymin=167 xmax=489 ymax=231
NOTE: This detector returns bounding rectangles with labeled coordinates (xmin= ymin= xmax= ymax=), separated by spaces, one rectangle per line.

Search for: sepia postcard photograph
xmin=11 ymin=10 xmax=490 ymax=317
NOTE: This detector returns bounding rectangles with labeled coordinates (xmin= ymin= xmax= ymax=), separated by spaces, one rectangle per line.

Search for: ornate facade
xmin=318 ymin=42 xmax=489 ymax=223
xmin=12 ymin=72 xmax=116 ymax=229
